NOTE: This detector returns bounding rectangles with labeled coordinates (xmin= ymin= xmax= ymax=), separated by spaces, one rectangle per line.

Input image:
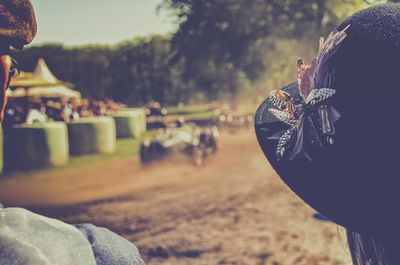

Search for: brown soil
xmin=0 ymin=129 xmax=351 ymax=265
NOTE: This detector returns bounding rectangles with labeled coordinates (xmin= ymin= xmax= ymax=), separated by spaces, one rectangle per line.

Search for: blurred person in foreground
xmin=255 ymin=4 xmax=400 ymax=265
xmin=0 ymin=1 xmax=145 ymax=264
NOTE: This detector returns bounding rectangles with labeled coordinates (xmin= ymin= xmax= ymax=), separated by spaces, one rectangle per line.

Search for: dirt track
xmin=0 ymin=129 xmax=351 ymax=265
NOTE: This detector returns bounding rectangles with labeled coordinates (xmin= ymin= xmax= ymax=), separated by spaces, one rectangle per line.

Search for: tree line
xmin=12 ymin=0 xmax=384 ymax=106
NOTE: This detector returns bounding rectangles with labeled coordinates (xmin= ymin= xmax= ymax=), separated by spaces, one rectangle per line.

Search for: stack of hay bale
xmin=1 ymin=108 xmax=147 ymax=173
xmin=3 ymin=122 xmax=69 ymax=171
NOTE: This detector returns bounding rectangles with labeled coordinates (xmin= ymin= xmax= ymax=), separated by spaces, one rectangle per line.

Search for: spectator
xmin=26 ymin=102 xmax=47 ymax=124
xmin=0 ymin=2 xmax=145 ymax=264
xmin=78 ymin=98 xmax=92 ymax=117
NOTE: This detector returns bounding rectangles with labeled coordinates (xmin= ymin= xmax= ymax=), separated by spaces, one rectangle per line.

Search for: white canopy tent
xmin=33 ymin=58 xmax=59 ymax=84
xmin=9 ymin=58 xmax=81 ymax=99
xmin=8 ymin=86 xmax=81 ymax=99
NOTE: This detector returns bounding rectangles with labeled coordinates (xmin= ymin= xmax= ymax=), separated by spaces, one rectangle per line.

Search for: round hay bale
xmin=113 ymin=110 xmax=145 ymax=139
xmin=68 ymin=117 xmax=116 ymax=155
xmin=124 ymin=108 xmax=146 ymax=133
xmin=4 ymin=122 xmax=69 ymax=170
xmin=136 ymin=108 xmax=147 ymax=133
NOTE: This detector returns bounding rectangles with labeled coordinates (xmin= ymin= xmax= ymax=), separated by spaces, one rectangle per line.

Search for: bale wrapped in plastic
xmin=113 ymin=109 xmax=144 ymax=139
xmin=124 ymin=108 xmax=147 ymax=133
xmin=68 ymin=117 xmax=116 ymax=155
xmin=4 ymin=122 xmax=69 ymax=170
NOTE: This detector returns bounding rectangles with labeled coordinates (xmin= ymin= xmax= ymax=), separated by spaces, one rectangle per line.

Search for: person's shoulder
xmin=0 ymin=207 xmax=97 ymax=265
xmin=75 ymin=223 xmax=145 ymax=265
xmin=0 ymin=207 xmax=77 ymax=235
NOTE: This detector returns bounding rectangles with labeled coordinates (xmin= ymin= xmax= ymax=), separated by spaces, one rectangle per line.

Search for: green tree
xmin=12 ymin=0 xmax=383 ymax=105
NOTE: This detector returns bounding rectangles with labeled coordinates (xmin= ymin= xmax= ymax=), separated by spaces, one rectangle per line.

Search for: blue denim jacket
xmin=75 ymin=223 xmax=145 ymax=265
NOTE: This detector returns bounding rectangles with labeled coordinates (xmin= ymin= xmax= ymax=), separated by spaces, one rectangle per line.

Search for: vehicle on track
xmin=140 ymin=123 xmax=219 ymax=166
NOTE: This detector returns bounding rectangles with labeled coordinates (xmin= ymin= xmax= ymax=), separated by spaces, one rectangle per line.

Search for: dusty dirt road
xmin=0 ymin=129 xmax=351 ymax=265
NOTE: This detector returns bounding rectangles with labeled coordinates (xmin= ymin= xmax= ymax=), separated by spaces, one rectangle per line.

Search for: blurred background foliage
xmin=13 ymin=0 xmax=388 ymax=106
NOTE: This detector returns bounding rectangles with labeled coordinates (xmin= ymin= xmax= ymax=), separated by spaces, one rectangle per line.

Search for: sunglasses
xmin=9 ymin=57 xmax=19 ymax=80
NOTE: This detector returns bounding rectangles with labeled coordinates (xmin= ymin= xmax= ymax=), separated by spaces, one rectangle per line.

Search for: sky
xmin=31 ymin=0 xmax=175 ymax=46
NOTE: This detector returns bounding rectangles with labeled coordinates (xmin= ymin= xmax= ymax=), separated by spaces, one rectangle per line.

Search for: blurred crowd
xmin=3 ymin=98 xmax=126 ymax=128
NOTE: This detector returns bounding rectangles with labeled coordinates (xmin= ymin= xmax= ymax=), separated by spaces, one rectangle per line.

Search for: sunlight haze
xmin=31 ymin=0 xmax=174 ymax=46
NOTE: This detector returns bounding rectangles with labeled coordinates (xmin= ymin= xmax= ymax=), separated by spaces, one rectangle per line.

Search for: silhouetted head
xmin=0 ymin=0 xmax=37 ymax=121
xmin=255 ymin=4 xmax=400 ymax=264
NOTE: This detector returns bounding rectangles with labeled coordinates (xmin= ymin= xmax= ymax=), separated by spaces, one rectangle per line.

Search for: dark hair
xmin=347 ymin=230 xmax=400 ymax=265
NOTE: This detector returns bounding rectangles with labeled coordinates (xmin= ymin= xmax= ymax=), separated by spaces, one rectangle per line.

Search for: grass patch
xmin=179 ymin=110 xmax=218 ymax=121
xmin=166 ymin=106 xmax=215 ymax=116
xmin=167 ymin=105 xmax=255 ymax=119
xmin=166 ymin=105 xmax=219 ymax=121
xmin=66 ymin=138 xmax=139 ymax=167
